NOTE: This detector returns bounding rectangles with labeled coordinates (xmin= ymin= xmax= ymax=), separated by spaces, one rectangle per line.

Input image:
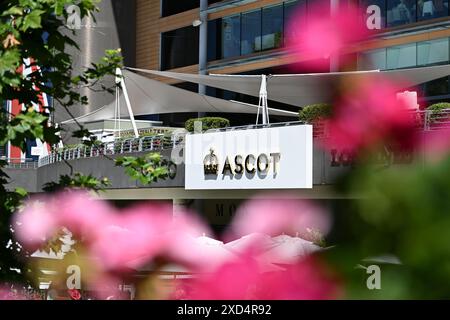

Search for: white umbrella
xmin=224 ymin=233 xmax=286 ymax=273
xmin=257 ymin=234 xmax=322 ymax=265
xmin=186 ymin=235 xmax=238 ymax=272
xmin=225 ymin=233 xmax=274 ymax=254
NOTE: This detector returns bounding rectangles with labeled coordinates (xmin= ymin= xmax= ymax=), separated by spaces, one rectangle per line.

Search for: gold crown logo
xmin=204 ymin=148 xmax=219 ymax=175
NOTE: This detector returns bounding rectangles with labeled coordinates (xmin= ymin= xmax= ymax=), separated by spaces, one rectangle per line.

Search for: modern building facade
xmin=5 ymin=0 xmax=450 ymax=231
xmin=136 ymin=0 xmax=450 ymax=112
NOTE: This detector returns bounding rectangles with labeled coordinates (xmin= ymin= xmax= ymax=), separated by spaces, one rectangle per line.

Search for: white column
xmin=198 ymin=0 xmax=208 ymax=120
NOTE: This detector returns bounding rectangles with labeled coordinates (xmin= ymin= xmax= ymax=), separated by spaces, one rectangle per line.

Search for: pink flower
xmin=14 ymin=198 xmax=58 ymax=249
xmin=185 ymin=256 xmax=261 ymax=300
xmin=0 ymin=286 xmax=27 ymax=300
xmin=227 ymin=195 xmax=331 ymax=240
xmin=255 ymin=257 xmax=342 ymax=300
xmin=13 ymin=191 xmax=113 ymax=249
xmin=163 ymin=214 xmax=215 ymax=270
xmin=420 ymin=129 xmax=450 ymax=162
xmin=286 ymin=1 xmax=368 ymax=68
xmin=185 ymin=256 xmax=342 ymax=300
xmin=90 ymin=204 xmax=211 ymax=272
xmin=88 ymin=275 xmax=124 ymax=300
xmin=68 ymin=289 xmax=81 ymax=300
xmin=56 ymin=191 xmax=113 ymax=238
xmin=89 ymin=204 xmax=174 ymax=271
xmin=325 ymin=78 xmax=419 ymax=153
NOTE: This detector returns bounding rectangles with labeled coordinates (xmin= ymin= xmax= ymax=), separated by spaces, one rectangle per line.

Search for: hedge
xmin=185 ymin=117 xmax=230 ymax=132
xmin=427 ymin=102 xmax=450 ymax=123
xmin=298 ymin=104 xmax=333 ymax=123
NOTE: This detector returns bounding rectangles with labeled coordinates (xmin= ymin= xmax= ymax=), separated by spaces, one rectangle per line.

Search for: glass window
xmin=262 ymin=4 xmax=284 ymax=50
xmin=423 ymin=76 xmax=450 ymax=96
xmin=161 ymin=26 xmax=199 ymax=70
xmin=222 ymin=15 xmax=241 ymax=59
xmin=387 ymin=43 xmax=417 ymax=69
xmin=161 ymin=0 xmax=199 ymax=17
xmin=358 ymin=48 xmax=387 ymax=70
xmin=360 ymin=0 xmax=386 ymax=30
xmin=418 ymin=0 xmax=449 ymax=20
xmin=387 ymin=0 xmax=416 ymax=27
xmin=284 ymin=1 xmax=306 ymax=45
xmin=418 ymin=38 xmax=449 ymax=66
xmin=208 ymin=19 xmax=221 ymax=61
xmin=241 ymin=10 xmax=262 ymax=55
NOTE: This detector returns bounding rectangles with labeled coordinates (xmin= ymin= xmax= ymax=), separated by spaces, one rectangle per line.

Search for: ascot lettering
xmin=234 ymin=155 xmax=244 ymax=174
xmin=245 ymin=154 xmax=256 ymax=174
xmin=206 ymin=150 xmax=281 ymax=177
xmin=223 ymin=153 xmax=280 ymax=175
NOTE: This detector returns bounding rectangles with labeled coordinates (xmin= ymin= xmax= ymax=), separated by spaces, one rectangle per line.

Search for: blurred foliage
xmin=0 ymin=0 xmax=121 ymax=283
xmin=0 ymin=164 xmax=28 ymax=283
xmin=185 ymin=117 xmax=230 ymax=132
xmin=299 ymin=103 xmax=333 ymax=123
xmin=427 ymin=102 xmax=450 ymax=123
xmin=324 ymin=153 xmax=450 ymax=299
xmin=115 ymin=153 xmax=171 ymax=185
xmin=427 ymin=102 xmax=450 ymax=112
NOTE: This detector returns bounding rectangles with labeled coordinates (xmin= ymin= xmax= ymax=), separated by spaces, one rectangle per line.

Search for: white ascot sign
xmin=185 ymin=125 xmax=313 ymax=190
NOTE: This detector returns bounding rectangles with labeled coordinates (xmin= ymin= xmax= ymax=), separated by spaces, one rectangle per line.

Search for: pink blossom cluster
xmin=286 ymin=1 xmax=368 ymax=68
xmin=12 ymin=191 xmax=340 ymax=300
xmin=287 ymin=2 xmax=450 ymax=157
xmin=325 ymin=78 xmax=420 ymax=153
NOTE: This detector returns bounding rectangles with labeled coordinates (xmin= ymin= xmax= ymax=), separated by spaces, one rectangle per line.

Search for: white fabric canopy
xmin=128 ymin=64 xmax=450 ymax=107
xmin=66 ymin=69 xmax=297 ymax=124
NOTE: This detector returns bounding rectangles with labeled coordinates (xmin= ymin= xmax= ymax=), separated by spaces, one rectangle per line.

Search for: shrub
xmin=185 ymin=117 xmax=230 ymax=132
xmin=427 ymin=102 xmax=450 ymax=123
xmin=298 ymin=104 xmax=333 ymax=123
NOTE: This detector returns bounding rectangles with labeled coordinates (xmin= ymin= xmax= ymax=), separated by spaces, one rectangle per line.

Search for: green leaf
xmin=14 ymin=187 xmax=28 ymax=198
xmin=21 ymin=10 xmax=45 ymax=31
xmin=2 ymin=7 xmax=24 ymax=16
xmin=0 ymin=49 xmax=21 ymax=74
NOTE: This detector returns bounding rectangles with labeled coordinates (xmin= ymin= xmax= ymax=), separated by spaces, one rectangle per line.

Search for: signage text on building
xmin=185 ymin=125 xmax=312 ymax=190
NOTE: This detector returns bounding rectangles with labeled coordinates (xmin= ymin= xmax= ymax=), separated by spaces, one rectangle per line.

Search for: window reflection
xmin=387 ymin=0 xmax=416 ymax=26
xmin=222 ymin=15 xmax=241 ymax=59
xmin=161 ymin=26 xmax=199 ymax=70
xmin=262 ymin=5 xmax=284 ymax=50
xmin=241 ymin=10 xmax=262 ymax=55
xmin=284 ymin=0 xmax=306 ymax=45
xmin=387 ymin=43 xmax=417 ymax=69
xmin=418 ymin=0 xmax=449 ymax=20
xmin=358 ymin=48 xmax=387 ymax=70
xmin=420 ymin=76 xmax=449 ymax=97
xmin=417 ymin=38 xmax=449 ymax=65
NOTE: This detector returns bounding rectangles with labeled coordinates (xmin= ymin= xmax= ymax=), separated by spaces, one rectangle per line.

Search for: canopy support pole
xmin=116 ymin=68 xmax=139 ymax=138
xmin=256 ymin=75 xmax=270 ymax=125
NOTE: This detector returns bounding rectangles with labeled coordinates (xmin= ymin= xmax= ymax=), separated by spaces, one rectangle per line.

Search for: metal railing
xmin=310 ymin=109 xmax=450 ymax=138
xmin=3 ymin=109 xmax=450 ymax=169
xmin=1 ymin=158 xmax=39 ymax=169
xmin=37 ymin=134 xmax=184 ymax=168
xmin=421 ymin=108 xmax=450 ymax=131
xmin=201 ymin=121 xmax=306 ymax=134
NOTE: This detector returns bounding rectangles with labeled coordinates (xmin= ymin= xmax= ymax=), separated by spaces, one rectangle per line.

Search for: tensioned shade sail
xmin=65 ymin=69 xmax=297 ymax=124
xmin=127 ymin=64 xmax=450 ymax=107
